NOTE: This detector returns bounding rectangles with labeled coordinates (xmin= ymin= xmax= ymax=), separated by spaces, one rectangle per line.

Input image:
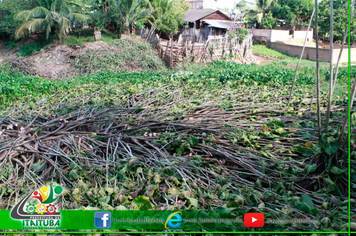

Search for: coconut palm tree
xmin=91 ymin=0 xmax=112 ymax=13
xmin=247 ymin=0 xmax=275 ymax=28
xmin=112 ymin=0 xmax=152 ymax=34
xmin=255 ymin=0 xmax=275 ymax=16
xmin=15 ymin=0 xmax=91 ymax=40
xmin=150 ymin=0 xmax=174 ymax=24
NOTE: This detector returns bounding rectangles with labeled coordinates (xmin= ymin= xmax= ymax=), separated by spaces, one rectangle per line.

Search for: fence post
xmin=170 ymin=35 xmax=174 ymax=69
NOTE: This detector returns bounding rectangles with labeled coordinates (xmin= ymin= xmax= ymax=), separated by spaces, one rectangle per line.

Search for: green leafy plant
xmin=14 ymin=0 xmax=91 ymax=41
xmin=261 ymin=12 xmax=276 ymax=29
xmin=238 ymin=28 xmax=249 ymax=42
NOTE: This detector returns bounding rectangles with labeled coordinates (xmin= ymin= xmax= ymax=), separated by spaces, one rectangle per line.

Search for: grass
xmin=253 ymin=44 xmax=329 ymax=67
xmin=62 ymin=33 xmax=117 ymax=47
xmin=253 ymin=44 xmax=290 ymax=59
xmin=2 ymin=31 xmax=119 ymax=57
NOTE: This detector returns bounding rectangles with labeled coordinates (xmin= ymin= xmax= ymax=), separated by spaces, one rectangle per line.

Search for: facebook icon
xmin=94 ymin=212 xmax=112 ymax=229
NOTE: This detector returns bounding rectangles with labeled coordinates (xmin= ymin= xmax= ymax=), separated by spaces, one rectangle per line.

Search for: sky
xmin=205 ymin=0 xmax=256 ymax=11
xmin=209 ymin=0 xmax=322 ymax=11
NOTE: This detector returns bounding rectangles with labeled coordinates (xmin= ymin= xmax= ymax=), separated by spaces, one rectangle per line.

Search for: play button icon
xmin=244 ymin=213 xmax=264 ymax=227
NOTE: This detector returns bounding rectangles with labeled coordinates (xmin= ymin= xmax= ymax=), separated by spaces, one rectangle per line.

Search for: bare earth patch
xmin=22 ymin=41 xmax=120 ymax=78
xmin=0 ymin=43 xmax=17 ymax=63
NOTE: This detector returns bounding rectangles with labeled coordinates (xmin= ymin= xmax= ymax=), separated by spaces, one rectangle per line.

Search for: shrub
xmin=261 ymin=13 xmax=276 ymax=29
xmin=238 ymin=28 xmax=249 ymax=42
xmin=228 ymin=31 xmax=237 ymax=39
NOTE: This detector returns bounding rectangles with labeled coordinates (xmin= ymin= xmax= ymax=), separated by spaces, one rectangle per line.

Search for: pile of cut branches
xmin=0 ymin=101 xmax=351 ymax=231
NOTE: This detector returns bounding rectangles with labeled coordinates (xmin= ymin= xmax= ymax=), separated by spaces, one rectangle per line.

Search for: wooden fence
xmin=138 ymin=27 xmax=253 ymax=69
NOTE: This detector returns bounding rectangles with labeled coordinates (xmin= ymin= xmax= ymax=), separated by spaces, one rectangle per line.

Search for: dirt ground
xmin=0 ymin=43 xmax=17 ymax=63
xmin=0 ymin=41 xmax=312 ymax=77
xmin=27 ymin=41 xmax=120 ymax=78
xmin=0 ymin=41 xmax=119 ymax=78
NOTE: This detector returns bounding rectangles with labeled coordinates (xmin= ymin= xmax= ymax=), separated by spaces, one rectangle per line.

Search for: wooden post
xmin=170 ymin=35 xmax=173 ymax=69
xmin=164 ymin=40 xmax=169 ymax=60
xmin=191 ymin=42 xmax=195 ymax=62
xmin=94 ymin=31 xmax=102 ymax=41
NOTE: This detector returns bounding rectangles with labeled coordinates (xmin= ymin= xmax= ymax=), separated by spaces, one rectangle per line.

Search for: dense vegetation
xmin=0 ymin=0 xmax=355 ymax=233
xmin=0 ymin=0 xmax=191 ymax=41
xmin=244 ymin=0 xmax=356 ymax=44
xmin=0 ymin=59 xmax=355 ymax=231
xmin=73 ymin=38 xmax=166 ymax=74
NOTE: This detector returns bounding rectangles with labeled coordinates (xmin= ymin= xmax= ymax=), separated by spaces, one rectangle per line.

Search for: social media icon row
xmin=94 ymin=211 xmax=265 ymax=229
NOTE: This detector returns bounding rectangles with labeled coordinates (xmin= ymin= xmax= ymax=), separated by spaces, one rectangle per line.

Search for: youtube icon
xmin=244 ymin=213 xmax=264 ymax=227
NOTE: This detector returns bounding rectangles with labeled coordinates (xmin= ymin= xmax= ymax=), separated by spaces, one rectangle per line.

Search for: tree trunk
xmin=124 ymin=19 xmax=130 ymax=35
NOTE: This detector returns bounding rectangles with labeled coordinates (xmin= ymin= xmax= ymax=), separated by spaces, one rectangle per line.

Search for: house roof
xmin=203 ymin=20 xmax=239 ymax=29
xmin=184 ymin=9 xmax=218 ymax=22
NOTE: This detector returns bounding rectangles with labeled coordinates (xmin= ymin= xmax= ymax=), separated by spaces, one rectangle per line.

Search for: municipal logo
xmin=10 ymin=183 xmax=64 ymax=229
xmin=94 ymin=212 xmax=112 ymax=228
xmin=165 ymin=211 xmax=182 ymax=229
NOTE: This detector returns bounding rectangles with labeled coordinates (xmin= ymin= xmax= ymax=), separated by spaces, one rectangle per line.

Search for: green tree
xmin=236 ymin=0 xmax=247 ymax=11
xmin=318 ymin=0 xmax=356 ymax=43
xmin=247 ymin=0 xmax=275 ymax=28
xmin=0 ymin=0 xmax=37 ymax=40
xmin=112 ymin=0 xmax=152 ymax=34
xmin=238 ymin=27 xmax=249 ymax=41
xmin=150 ymin=0 xmax=174 ymax=25
xmin=273 ymin=5 xmax=296 ymax=26
xmin=91 ymin=0 xmax=113 ymax=13
xmin=14 ymin=0 xmax=91 ymax=40
xmin=261 ymin=12 xmax=276 ymax=29
xmin=153 ymin=0 xmax=190 ymax=36
xmin=255 ymin=0 xmax=275 ymax=16
xmin=272 ymin=0 xmax=313 ymax=27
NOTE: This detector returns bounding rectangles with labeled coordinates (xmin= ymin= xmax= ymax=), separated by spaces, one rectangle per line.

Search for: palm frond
xmin=51 ymin=0 xmax=67 ymax=12
xmin=45 ymin=11 xmax=61 ymax=22
xmin=16 ymin=0 xmax=91 ymax=39
xmin=27 ymin=18 xmax=47 ymax=33
xmin=27 ymin=7 xmax=50 ymax=19
xmin=46 ymin=21 xmax=52 ymax=39
xmin=14 ymin=10 xmax=32 ymax=22
xmin=70 ymin=13 xmax=92 ymax=26
xmin=15 ymin=22 xmax=30 ymax=39
xmin=67 ymin=0 xmax=92 ymax=8
xmin=61 ymin=5 xmax=73 ymax=17
xmin=15 ymin=18 xmax=47 ymax=39
xmin=57 ymin=16 xmax=71 ymax=35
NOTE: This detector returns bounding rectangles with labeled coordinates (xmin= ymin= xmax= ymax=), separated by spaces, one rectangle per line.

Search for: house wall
xmin=187 ymin=0 xmax=204 ymax=9
xmin=250 ymin=29 xmax=290 ymax=42
xmin=249 ymin=29 xmax=271 ymax=38
xmin=267 ymin=41 xmax=356 ymax=63
xmin=202 ymin=11 xmax=232 ymax=21
xmin=270 ymin=30 xmax=290 ymax=42
xmin=293 ymin=29 xmax=313 ymax=41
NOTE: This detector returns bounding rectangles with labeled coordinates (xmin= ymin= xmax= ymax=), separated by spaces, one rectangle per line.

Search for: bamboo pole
xmin=287 ymin=8 xmax=315 ymax=107
xmin=339 ymin=75 xmax=356 ymax=145
xmin=315 ymin=0 xmax=322 ymax=138
xmin=324 ymin=0 xmax=334 ymax=128
xmin=332 ymin=0 xmax=355 ymax=92
xmin=170 ymin=35 xmax=173 ymax=69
